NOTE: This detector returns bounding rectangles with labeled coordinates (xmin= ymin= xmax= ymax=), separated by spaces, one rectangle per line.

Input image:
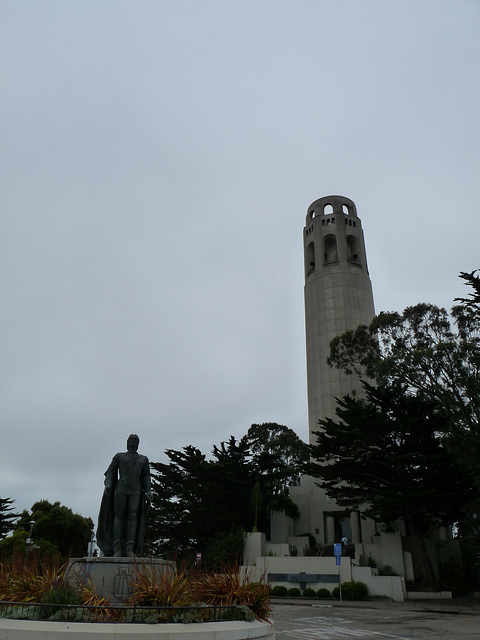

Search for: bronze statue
xmin=97 ymin=434 xmax=151 ymax=557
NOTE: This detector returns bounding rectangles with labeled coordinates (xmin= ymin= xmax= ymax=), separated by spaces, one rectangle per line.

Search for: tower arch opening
xmin=306 ymin=241 xmax=315 ymax=275
xmin=347 ymin=235 xmax=360 ymax=264
xmin=324 ymin=234 xmax=338 ymax=264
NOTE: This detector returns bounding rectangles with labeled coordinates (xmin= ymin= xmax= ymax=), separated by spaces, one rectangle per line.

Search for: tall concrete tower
xmin=304 ymin=195 xmax=375 ymax=443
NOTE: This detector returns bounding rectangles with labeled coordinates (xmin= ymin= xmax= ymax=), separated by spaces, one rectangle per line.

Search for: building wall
xmin=245 ymin=554 xmax=351 ymax=592
xmin=304 ymin=195 xmax=375 ymax=442
xmin=242 ymin=550 xmax=406 ymax=601
xmin=285 ymin=474 xmax=370 ymax=547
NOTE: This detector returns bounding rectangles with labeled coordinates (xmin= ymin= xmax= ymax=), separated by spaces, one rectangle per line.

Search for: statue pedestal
xmin=65 ymin=557 xmax=174 ymax=604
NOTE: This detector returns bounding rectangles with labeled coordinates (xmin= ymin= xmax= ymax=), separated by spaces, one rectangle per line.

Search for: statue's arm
xmin=142 ymin=457 xmax=152 ymax=501
xmin=104 ymin=454 xmax=119 ymax=491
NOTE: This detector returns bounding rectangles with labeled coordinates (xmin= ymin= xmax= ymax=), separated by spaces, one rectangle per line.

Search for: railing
xmin=0 ymin=601 xmax=250 ymax=624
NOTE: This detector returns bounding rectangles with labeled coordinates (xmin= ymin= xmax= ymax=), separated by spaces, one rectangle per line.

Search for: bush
xmin=0 ymin=553 xmax=66 ymax=603
xmin=0 ymin=558 xmax=270 ymax=622
xmin=271 ymin=585 xmax=288 ymax=597
xmin=378 ymin=565 xmax=397 ymax=576
xmin=217 ymin=605 xmax=255 ymax=622
xmin=203 ymin=529 xmax=245 ymax=569
xmin=193 ymin=567 xmax=271 ymax=621
xmin=128 ymin=564 xmax=191 ymax=607
xmin=367 ymin=555 xmax=377 ymax=568
xmin=316 ymin=588 xmax=331 ymax=598
xmin=287 ymin=587 xmax=301 ymax=597
xmin=332 ymin=581 xmax=369 ymax=600
xmin=302 ymin=587 xmax=316 ymax=598
xmin=44 ymin=580 xmax=83 ymax=606
xmin=41 ymin=579 xmax=83 ymax=619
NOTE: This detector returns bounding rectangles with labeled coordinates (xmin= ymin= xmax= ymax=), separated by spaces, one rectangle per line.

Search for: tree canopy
xmin=308 ymin=382 xmax=475 ymax=587
xmin=242 ymin=422 xmax=309 ymax=495
xmin=0 ymin=498 xmax=19 ymax=539
xmin=317 ymin=269 xmax=480 ymax=575
xmin=327 ymin=296 xmax=480 ymax=486
xmin=148 ymin=439 xmax=256 ymax=561
xmin=17 ymin=500 xmax=94 ymax=559
xmin=148 ymin=423 xmax=307 ymax=563
xmin=455 ymin=269 xmax=480 ymax=310
xmin=328 ymin=302 xmax=479 ymax=427
xmin=309 ymin=382 xmax=474 ymax=532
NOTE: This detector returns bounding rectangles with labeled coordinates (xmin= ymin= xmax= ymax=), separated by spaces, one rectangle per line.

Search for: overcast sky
xmin=1 ymin=1 xmax=479 ymax=527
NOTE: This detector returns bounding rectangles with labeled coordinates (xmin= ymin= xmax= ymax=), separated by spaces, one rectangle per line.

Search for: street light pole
xmin=24 ymin=520 xmax=35 ymax=563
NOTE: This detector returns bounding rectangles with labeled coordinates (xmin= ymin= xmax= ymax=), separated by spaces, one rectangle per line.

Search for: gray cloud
xmin=1 ymin=0 xmax=479 ymax=523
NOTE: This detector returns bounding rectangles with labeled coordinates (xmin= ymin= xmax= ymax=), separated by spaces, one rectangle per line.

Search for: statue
xmin=97 ymin=434 xmax=151 ymax=557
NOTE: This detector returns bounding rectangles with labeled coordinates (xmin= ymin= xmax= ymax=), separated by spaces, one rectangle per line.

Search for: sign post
xmin=334 ymin=543 xmax=342 ymax=602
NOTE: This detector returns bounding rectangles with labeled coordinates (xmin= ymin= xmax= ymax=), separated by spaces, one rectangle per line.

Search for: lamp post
xmin=88 ymin=530 xmax=96 ymax=558
xmin=24 ymin=520 xmax=35 ymax=563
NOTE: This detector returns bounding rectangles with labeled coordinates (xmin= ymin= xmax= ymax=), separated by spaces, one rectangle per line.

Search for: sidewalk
xmin=271 ymin=594 xmax=480 ymax=615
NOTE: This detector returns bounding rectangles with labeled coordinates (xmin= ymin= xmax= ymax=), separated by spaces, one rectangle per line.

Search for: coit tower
xmin=304 ymin=195 xmax=375 ymax=444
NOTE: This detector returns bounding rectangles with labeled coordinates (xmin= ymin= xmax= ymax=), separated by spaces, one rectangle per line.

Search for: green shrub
xmin=316 ymin=588 xmax=331 ymax=598
xmin=3 ymin=605 xmax=37 ymax=621
xmin=217 ymin=605 xmax=255 ymax=622
xmin=298 ymin=532 xmax=317 ymax=549
xmin=193 ymin=568 xmax=271 ymax=621
xmin=333 ymin=581 xmax=369 ymax=600
xmin=172 ymin=610 xmax=204 ymax=624
xmin=271 ymin=585 xmax=288 ymax=597
xmin=48 ymin=608 xmax=84 ymax=622
xmin=128 ymin=564 xmax=190 ymax=607
xmin=203 ymin=529 xmax=245 ymax=569
xmin=44 ymin=580 xmax=83 ymax=606
xmin=303 ymin=587 xmax=316 ymax=598
xmin=378 ymin=565 xmax=397 ymax=576
xmin=287 ymin=587 xmax=301 ymax=597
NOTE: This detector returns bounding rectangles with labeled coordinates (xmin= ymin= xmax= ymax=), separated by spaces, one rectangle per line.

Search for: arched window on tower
xmin=342 ymin=204 xmax=350 ymax=215
xmin=306 ymin=241 xmax=315 ymax=275
xmin=323 ymin=204 xmax=334 ymax=216
xmin=324 ymin=235 xmax=338 ymax=264
xmin=347 ymin=235 xmax=360 ymax=264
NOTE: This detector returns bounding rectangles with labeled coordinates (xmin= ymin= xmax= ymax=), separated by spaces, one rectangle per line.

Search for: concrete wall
xmin=0 ymin=619 xmax=275 ymax=640
xmin=288 ymin=536 xmax=311 ymax=557
xmin=352 ymin=566 xmax=405 ymax=602
xmin=245 ymin=556 xmax=351 ymax=593
xmin=265 ymin=542 xmax=290 ymax=557
xmin=243 ymin=554 xmax=406 ymax=602
xmin=269 ymin=510 xmax=294 ymax=544
xmin=362 ymin=531 xmax=405 ymax=577
xmin=243 ymin=532 xmax=266 ymax=566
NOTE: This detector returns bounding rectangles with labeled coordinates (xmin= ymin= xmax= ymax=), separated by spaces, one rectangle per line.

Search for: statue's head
xmin=127 ymin=434 xmax=139 ymax=452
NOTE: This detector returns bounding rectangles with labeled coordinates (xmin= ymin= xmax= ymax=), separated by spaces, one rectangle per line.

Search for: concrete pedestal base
xmin=65 ymin=557 xmax=174 ymax=603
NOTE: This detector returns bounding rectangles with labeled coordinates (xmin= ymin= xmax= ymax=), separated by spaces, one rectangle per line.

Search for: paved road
xmin=272 ymin=601 xmax=480 ymax=640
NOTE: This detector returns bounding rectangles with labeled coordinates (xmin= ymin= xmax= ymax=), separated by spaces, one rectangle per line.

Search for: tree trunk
xmin=407 ymin=518 xmax=439 ymax=590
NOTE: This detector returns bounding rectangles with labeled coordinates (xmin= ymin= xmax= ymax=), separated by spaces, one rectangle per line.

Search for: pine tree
xmin=0 ymin=497 xmax=19 ymax=539
xmin=308 ymin=382 xmax=475 ymax=588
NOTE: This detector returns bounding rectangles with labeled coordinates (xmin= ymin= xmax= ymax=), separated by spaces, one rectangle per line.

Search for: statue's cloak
xmin=97 ymin=474 xmax=149 ymax=557
xmin=96 ymin=484 xmax=116 ymax=557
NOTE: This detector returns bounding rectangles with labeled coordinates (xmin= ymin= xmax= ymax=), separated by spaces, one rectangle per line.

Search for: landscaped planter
xmin=0 ymin=618 xmax=275 ymax=640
